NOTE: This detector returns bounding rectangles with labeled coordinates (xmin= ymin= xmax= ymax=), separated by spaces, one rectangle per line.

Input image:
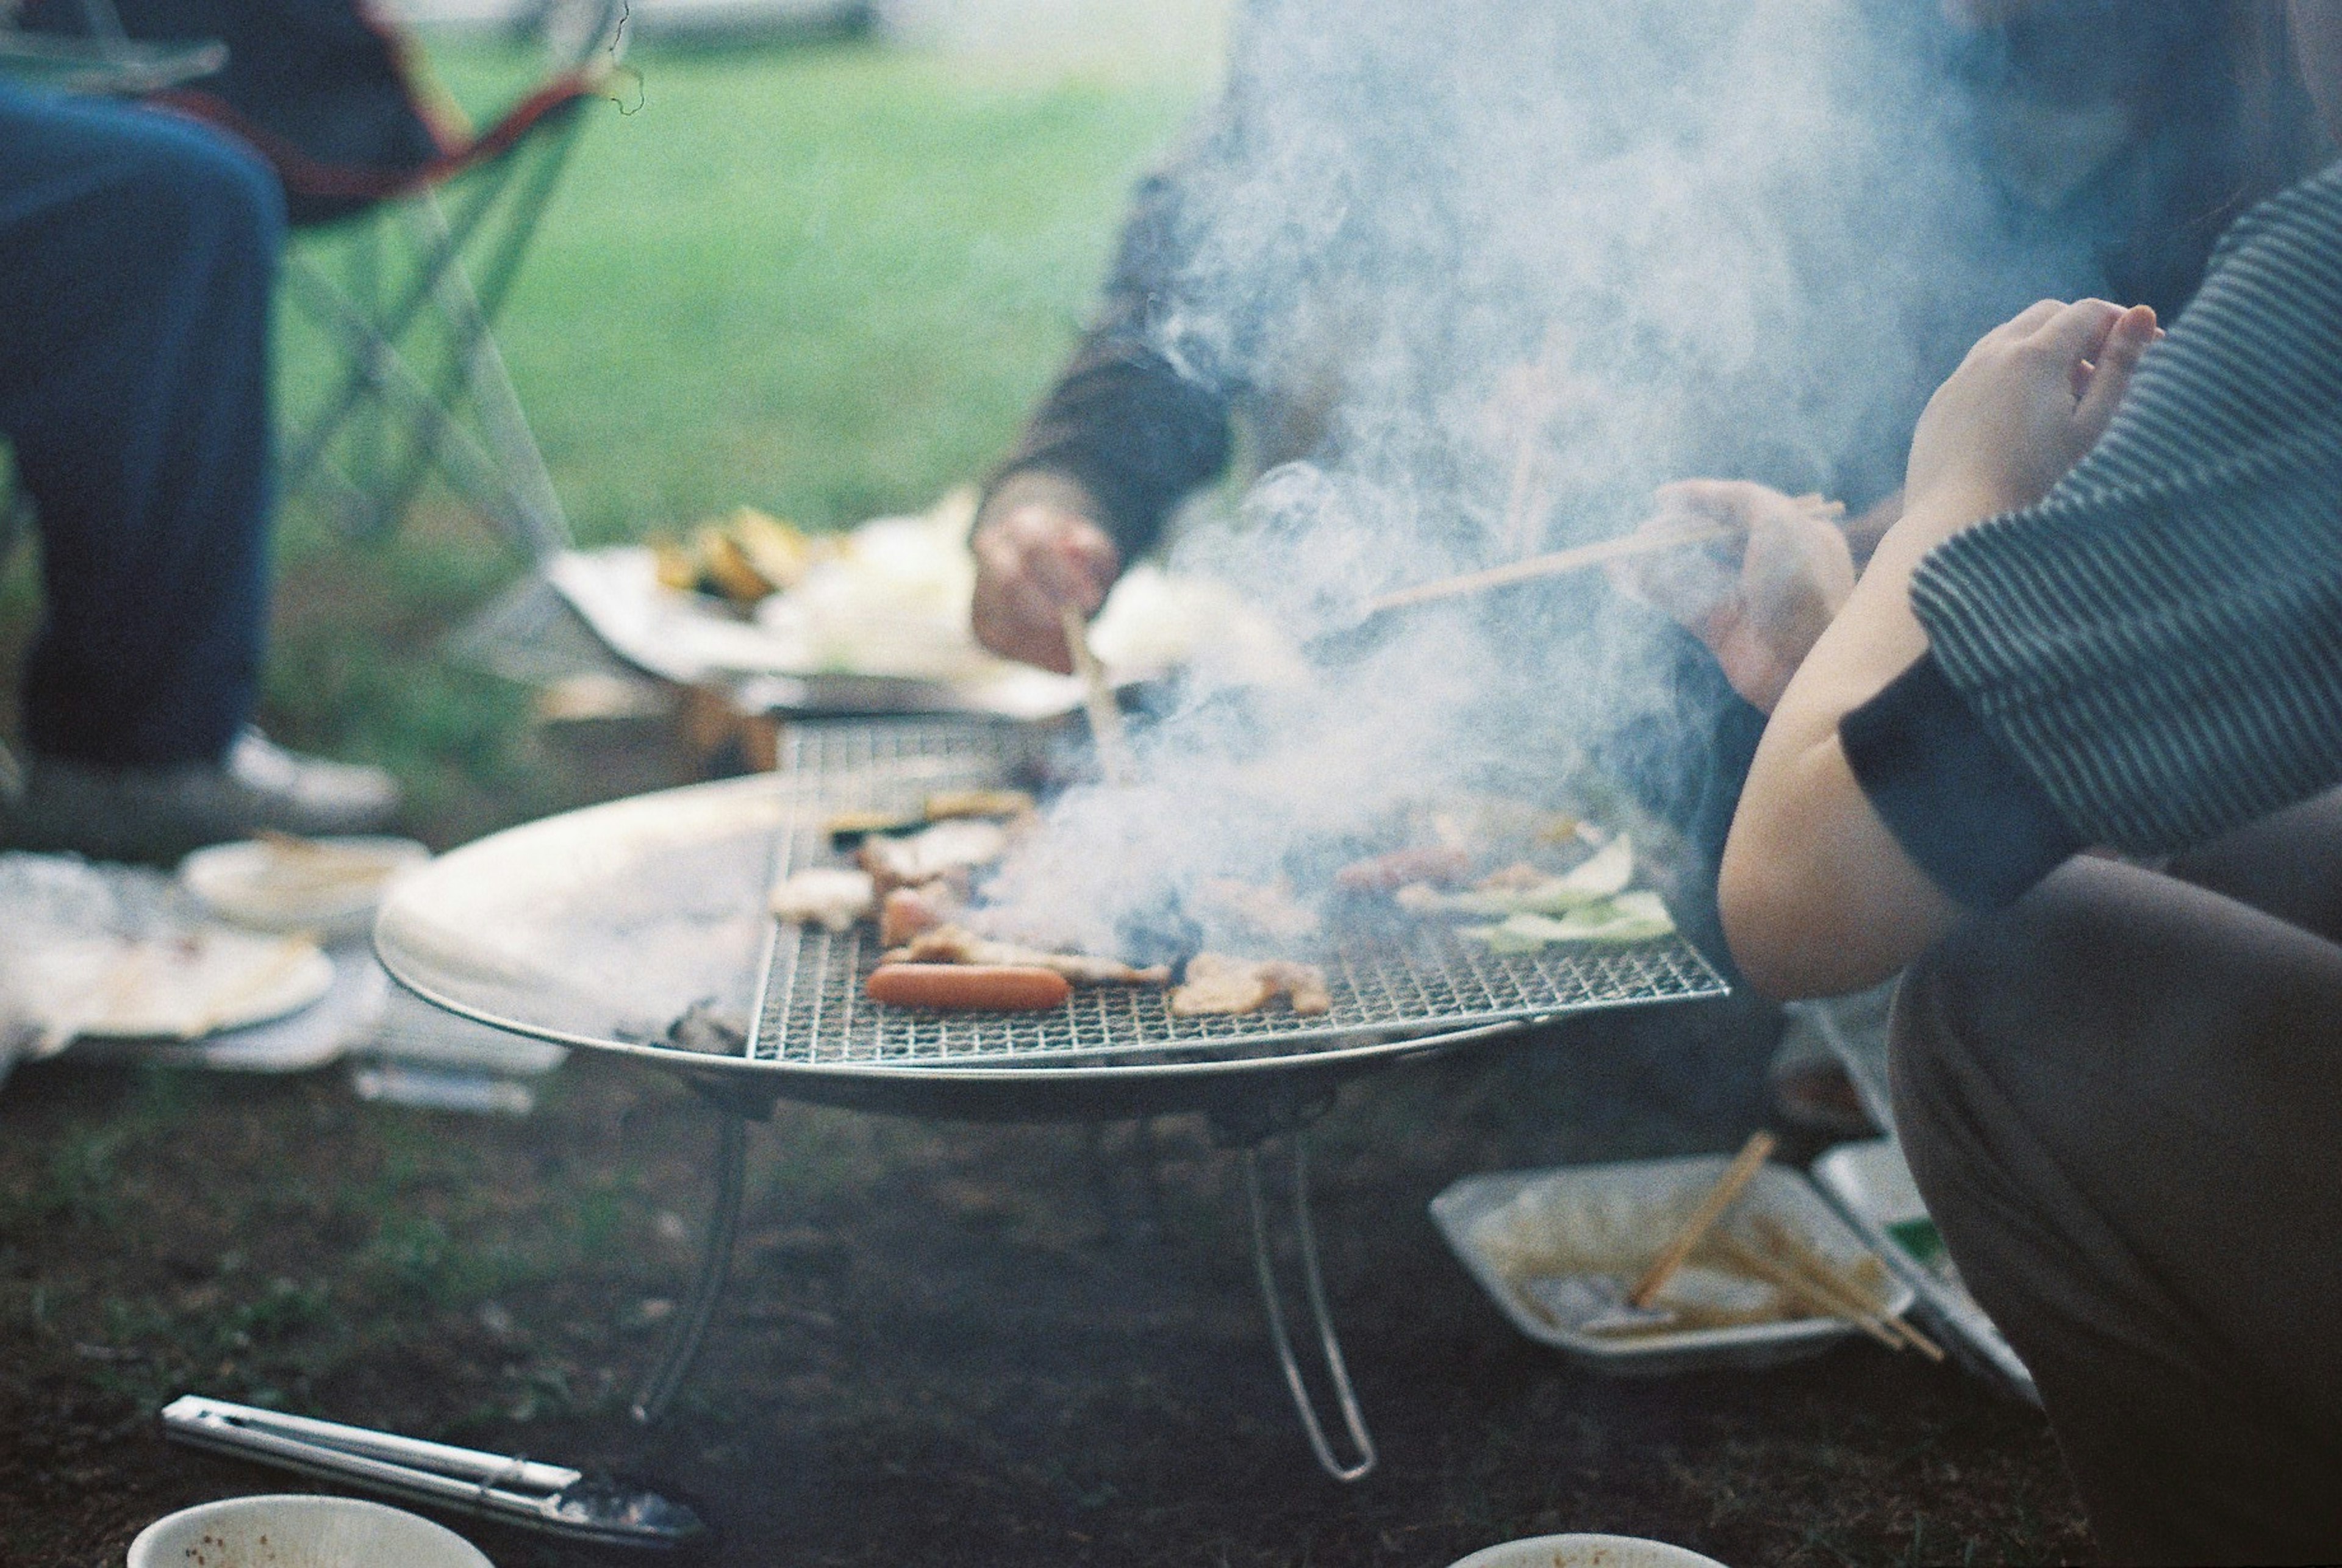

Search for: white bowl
xmin=181 ymin=836 xmax=431 ymax=941
xmin=1446 ymin=1533 xmax=1729 ymax=1568
xmin=126 ymin=1494 xmax=492 ymax=1568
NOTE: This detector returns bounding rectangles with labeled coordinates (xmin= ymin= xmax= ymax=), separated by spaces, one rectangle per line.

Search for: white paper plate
xmin=181 ymin=836 xmax=430 ymax=940
xmin=29 ymin=930 xmax=334 ymax=1044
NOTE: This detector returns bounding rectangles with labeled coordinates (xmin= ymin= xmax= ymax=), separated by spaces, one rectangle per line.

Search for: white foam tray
xmin=1432 ymin=1153 xmax=1913 ymax=1376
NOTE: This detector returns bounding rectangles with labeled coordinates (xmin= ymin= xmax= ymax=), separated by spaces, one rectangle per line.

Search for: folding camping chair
xmin=18 ymin=0 xmax=629 ymax=563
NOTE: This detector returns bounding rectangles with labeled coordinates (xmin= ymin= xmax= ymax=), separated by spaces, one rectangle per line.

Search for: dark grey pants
xmin=1891 ymin=792 xmax=2342 ymax=1566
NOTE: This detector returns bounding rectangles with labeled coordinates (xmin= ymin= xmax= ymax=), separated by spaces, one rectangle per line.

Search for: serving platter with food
xmin=1 ymin=851 xmax=349 ymax=1069
xmin=545 ymin=490 xmax=1303 ymax=721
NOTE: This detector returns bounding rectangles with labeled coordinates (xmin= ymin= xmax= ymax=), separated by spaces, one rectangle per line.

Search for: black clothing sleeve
xmin=994 ymin=340 xmax=1232 ymax=562
xmin=988 ymin=170 xmax=1235 ymax=560
xmin=1839 ymin=653 xmax=2083 ymax=909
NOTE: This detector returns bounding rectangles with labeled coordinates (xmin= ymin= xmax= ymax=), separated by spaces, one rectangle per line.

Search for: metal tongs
xmin=160 ymin=1394 xmax=709 ymax=1550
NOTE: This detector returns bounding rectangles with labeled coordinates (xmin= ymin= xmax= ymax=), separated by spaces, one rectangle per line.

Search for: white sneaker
xmin=0 ymin=728 xmax=401 ymax=864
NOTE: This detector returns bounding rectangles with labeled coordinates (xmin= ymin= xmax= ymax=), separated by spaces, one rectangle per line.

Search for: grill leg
xmin=1242 ymin=1139 xmax=1377 ymax=1483
xmin=631 ymin=1109 xmax=747 ymax=1426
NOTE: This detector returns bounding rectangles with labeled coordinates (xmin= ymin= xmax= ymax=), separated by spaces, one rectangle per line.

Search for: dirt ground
xmin=0 ymin=958 xmax=2093 ymax=1567
xmin=0 ymin=573 xmax=2093 ymax=1564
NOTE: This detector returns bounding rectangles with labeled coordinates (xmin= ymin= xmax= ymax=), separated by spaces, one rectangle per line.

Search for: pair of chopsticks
xmin=1359 ymin=492 xmax=1846 ymax=618
xmin=1059 ymin=606 xmax=1132 ymax=785
xmin=1716 ymin=1221 xmax=1944 ymax=1361
xmin=1631 ymin=1129 xmax=1944 ymax=1359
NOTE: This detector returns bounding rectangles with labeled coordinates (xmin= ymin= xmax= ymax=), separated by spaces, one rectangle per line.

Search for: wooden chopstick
xmin=1359 ymin=493 xmax=1848 ymax=618
xmin=1751 ymin=1214 xmax=1945 ymax=1361
xmin=1059 ymin=605 xmax=1132 ymax=785
xmin=1362 ymin=520 xmax=1738 ymax=617
xmin=1630 ymin=1129 xmax=1778 ymax=1309
xmin=1707 ymin=1230 xmax=1907 ymax=1353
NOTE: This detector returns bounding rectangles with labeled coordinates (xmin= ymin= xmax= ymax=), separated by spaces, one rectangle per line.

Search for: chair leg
xmin=346 ymin=221 xmax=391 ymax=535
xmin=363 ymin=130 xmax=584 ymax=553
xmin=408 ymin=191 xmax=572 ymax=559
xmin=281 ymin=259 xmax=548 ymax=548
xmin=279 ymin=166 xmax=515 ymax=501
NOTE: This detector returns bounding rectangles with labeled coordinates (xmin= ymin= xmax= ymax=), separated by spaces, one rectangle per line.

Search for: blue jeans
xmin=0 ymin=83 xmax=283 ymax=768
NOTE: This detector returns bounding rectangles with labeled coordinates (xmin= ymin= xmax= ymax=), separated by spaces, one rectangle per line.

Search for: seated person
xmin=1721 ymin=2 xmax=2342 ymax=1553
xmin=0 ymin=84 xmax=398 ymax=862
xmin=970 ymin=0 xmax=2311 ymax=864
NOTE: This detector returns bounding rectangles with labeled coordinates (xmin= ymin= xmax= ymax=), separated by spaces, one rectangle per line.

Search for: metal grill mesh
xmin=751 ymin=720 xmax=1727 ymax=1069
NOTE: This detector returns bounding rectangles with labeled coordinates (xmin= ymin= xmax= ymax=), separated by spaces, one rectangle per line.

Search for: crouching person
xmin=1719 ymin=10 xmax=2342 ymax=1552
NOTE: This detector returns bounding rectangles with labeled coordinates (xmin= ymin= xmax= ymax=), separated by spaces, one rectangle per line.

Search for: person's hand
xmin=969 ymin=470 xmax=1122 ymax=675
xmin=1903 ymin=298 xmax=2158 ymax=532
xmin=1609 ymin=480 xmax=1857 ymax=714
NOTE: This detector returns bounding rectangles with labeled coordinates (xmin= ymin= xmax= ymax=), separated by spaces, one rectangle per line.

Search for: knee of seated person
xmin=1900 ymin=864 xmax=2134 ymax=1073
xmin=108 ymin=119 xmax=285 ymax=260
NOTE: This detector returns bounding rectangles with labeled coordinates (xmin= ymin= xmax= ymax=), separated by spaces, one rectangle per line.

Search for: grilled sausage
xmin=864 ymin=962 xmax=1071 ymax=1011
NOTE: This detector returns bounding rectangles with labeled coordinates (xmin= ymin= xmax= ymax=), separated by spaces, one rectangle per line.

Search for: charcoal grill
xmin=376 ymin=717 xmax=1728 ymax=1482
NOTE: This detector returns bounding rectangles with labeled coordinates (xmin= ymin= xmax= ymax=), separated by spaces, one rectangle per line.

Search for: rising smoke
xmin=976 ymin=0 xmax=2117 ymax=957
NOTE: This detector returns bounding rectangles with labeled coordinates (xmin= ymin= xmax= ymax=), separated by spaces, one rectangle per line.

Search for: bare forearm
xmin=1721 ymin=298 xmax=2157 ymax=995
xmin=1841 ymin=488 xmax=1902 ymax=565
xmin=1719 ymin=504 xmax=1969 ymax=996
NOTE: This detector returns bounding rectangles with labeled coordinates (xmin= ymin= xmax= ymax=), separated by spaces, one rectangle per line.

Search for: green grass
xmin=246 ymin=32 xmax=1204 ymax=825
xmin=283 ymin=33 xmax=1202 ymax=542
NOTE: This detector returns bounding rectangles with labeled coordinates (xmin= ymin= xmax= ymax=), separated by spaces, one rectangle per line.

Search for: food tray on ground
xmin=1811 ymin=1136 xmax=2038 ymax=1403
xmin=1431 ymin=1154 xmax=1914 ymax=1375
xmin=544 ymin=493 xmax=1302 ymax=721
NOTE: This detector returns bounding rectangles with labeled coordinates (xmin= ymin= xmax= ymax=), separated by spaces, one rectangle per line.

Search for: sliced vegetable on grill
xmin=1459 ymin=890 xmax=1676 ymax=952
xmin=1394 ymin=834 xmax=1637 ymax=917
xmin=922 ymin=789 xmax=1036 ymax=822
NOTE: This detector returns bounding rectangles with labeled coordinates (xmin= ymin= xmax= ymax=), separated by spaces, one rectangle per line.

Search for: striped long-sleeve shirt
xmin=1841 ymin=160 xmax=2342 ymax=905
